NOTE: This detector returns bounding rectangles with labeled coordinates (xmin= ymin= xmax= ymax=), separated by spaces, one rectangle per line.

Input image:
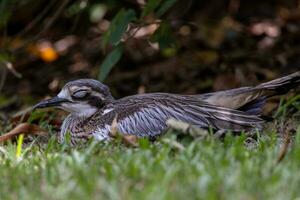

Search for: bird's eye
xmin=72 ymin=90 xmax=89 ymax=99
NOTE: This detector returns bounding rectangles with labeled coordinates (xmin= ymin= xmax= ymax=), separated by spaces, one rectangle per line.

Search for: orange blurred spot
xmin=39 ymin=46 xmax=58 ymax=62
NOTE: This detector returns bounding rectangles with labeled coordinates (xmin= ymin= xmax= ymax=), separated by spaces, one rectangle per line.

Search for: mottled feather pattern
xmin=59 ymin=93 xmax=264 ymax=143
xmin=54 ymin=72 xmax=299 ymax=144
xmin=59 ymin=115 xmax=92 ymax=145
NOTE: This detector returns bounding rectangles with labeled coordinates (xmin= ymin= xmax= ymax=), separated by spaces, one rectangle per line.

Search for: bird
xmin=33 ymin=71 xmax=300 ymax=145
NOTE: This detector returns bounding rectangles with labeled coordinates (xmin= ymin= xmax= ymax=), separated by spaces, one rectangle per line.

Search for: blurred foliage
xmin=0 ymin=0 xmax=300 ymax=116
xmin=102 ymin=8 xmax=137 ymax=47
xmin=0 ymin=0 xmax=14 ymax=29
xmin=100 ymin=0 xmax=181 ymax=80
xmin=99 ymin=44 xmax=124 ymax=81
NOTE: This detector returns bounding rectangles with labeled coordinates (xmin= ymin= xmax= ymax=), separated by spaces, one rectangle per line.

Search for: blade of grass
xmin=16 ymin=133 xmax=24 ymax=158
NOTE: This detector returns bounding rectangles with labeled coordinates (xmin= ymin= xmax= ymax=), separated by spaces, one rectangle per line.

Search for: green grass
xmin=0 ymin=130 xmax=299 ymax=200
xmin=0 ymin=96 xmax=299 ymax=200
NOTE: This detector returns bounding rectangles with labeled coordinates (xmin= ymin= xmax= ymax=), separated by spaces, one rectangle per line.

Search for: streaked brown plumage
xmin=34 ymin=71 xmax=300 ymax=145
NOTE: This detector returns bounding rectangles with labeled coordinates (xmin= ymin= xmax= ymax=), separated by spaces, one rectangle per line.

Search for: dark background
xmin=1 ymin=0 xmax=300 ymax=117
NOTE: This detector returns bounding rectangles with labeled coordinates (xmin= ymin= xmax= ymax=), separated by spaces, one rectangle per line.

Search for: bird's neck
xmin=70 ymin=101 xmax=115 ymax=119
xmin=72 ymin=106 xmax=98 ymax=118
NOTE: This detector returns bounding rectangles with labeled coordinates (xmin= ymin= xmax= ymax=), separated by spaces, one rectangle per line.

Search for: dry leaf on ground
xmin=0 ymin=123 xmax=48 ymax=143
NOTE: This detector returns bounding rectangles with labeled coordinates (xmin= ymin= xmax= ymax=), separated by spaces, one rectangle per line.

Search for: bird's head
xmin=33 ymin=79 xmax=114 ymax=117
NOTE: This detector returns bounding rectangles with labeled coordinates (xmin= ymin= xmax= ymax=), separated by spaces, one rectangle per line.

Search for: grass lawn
xmin=0 ymin=96 xmax=299 ymax=200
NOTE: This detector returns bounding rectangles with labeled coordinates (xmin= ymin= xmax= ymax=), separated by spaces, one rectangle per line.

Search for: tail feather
xmin=195 ymin=71 xmax=300 ymax=114
xmin=200 ymin=103 xmax=264 ymax=131
xmin=256 ymin=71 xmax=300 ymax=94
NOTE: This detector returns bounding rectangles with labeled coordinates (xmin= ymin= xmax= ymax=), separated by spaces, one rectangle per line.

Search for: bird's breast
xmin=59 ymin=114 xmax=112 ymax=144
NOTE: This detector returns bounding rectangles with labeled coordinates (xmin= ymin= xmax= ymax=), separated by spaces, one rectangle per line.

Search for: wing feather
xmin=115 ymin=94 xmax=264 ymax=137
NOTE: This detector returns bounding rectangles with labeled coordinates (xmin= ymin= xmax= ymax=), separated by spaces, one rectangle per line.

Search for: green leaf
xmin=156 ymin=0 xmax=178 ymax=17
xmin=98 ymin=44 xmax=124 ymax=81
xmin=0 ymin=0 xmax=14 ymax=28
xmin=102 ymin=9 xmax=136 ymax=48
xmin=141 ymin=0 xmax=161 ymax=17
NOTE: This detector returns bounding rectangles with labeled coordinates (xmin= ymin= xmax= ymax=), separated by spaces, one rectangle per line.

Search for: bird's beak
xmin=33 ymin=96 xmax=69 ymax=110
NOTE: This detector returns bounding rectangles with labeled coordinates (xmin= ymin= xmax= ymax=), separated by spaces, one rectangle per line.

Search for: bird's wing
xmin=115 ymin=94 xmax=264 ymax=137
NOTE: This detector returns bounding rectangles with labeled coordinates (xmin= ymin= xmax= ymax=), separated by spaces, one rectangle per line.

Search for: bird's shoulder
xmin=115 ymin=92 xmax=203 ymax=107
